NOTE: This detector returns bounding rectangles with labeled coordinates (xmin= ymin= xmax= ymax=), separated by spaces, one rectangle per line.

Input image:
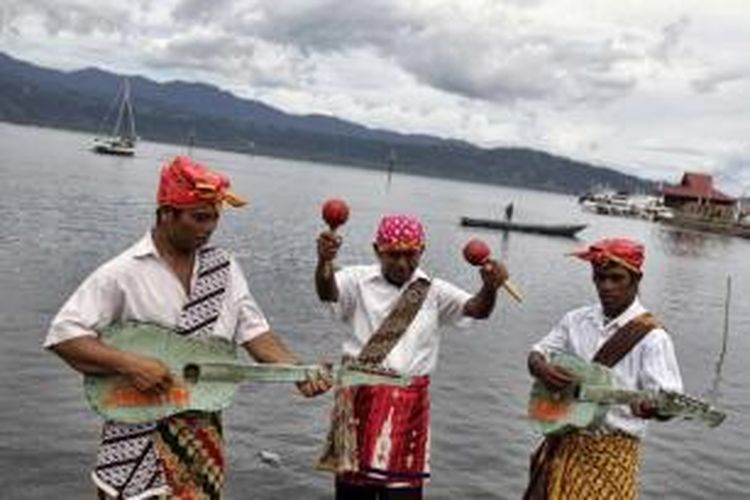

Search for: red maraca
xmin=322 ymin=198 xmax=350 ymax=230
xmin=463 ymin=238 xmax=491 ymax=266
xmin=462 ymin=238 xmax=523 ymax=302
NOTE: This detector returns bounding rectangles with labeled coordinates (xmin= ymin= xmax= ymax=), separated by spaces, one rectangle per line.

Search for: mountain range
xmin=0 ymin=51 xmax=652 ymax=194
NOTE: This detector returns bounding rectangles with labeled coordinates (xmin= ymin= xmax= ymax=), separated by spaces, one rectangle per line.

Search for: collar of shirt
xmin=131 ymin=231 xmax=159 ymax=259
xmin=361 ymin=266 xmax=431 ymax=289
xmin=588 ymin=297 xmax=646 ymax=337
xmin=129 ymin=231 xmax=202 ymax=290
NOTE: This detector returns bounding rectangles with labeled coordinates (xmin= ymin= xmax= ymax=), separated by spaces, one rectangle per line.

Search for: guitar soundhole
xmin=183 ymin=363 xmax=200 ymax=384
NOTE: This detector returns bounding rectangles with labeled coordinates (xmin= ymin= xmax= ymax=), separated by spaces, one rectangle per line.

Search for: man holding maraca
xmin=314 ymin=202 xmax=514 ymax=500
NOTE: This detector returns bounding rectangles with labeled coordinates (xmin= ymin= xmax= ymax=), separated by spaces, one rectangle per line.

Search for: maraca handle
xmin=464 ymin=239 xmax=523 ymax=303
xmin=501 ymin=280 xmax=523 ymax=303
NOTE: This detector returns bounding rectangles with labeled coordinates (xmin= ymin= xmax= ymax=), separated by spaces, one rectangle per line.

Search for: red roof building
xmin=659 ymin=172 xmax=737 ymax=221
xmin=659 ymin=173 xmax=736 ymax=206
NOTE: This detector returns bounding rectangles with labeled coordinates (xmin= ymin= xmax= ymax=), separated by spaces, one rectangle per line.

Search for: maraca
xmin=322 ymin=198 xmax=350 ymax=230
xmin=463 ymin=238 xmax=492 ymax=266
xmin=462 ymin=238 xmax=523 ymax=303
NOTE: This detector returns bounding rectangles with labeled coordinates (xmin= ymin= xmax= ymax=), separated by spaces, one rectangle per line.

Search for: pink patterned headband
xmin=375 ymin=215 xmax=426 ymax=252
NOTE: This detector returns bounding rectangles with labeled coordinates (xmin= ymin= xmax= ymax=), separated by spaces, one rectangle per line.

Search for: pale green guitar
xmin=84 ymin=323 xmax=410 ymax=424
xmin=528 ymin=352 xmax=726 ymax=436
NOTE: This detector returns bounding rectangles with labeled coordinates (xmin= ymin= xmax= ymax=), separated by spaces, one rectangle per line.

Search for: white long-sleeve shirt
xmin=331 ymin=265 xmax=474 ymax=376
xmin=531 ymin=298 xmax=683 ymax=438
xmin=45 ymin=232 xmax=270 ymax=347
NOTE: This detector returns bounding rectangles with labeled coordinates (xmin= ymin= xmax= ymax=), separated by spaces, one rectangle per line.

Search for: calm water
xmin=0 ymin=123 xmax=747 ymax=499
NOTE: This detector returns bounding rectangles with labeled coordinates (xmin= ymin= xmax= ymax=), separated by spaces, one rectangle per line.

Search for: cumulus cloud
xmin=140 ymin=32 xmax=313 ymax=88
xmin=691 ymin=67 xmax=750 ymax=94
xmin=2 ymin=0 xmax=706 ymax=107
xmin=167 ymin=1 xmax=649 ymax=105
xmin=652 ymin=15 xmax=690 ymax=63
xmin=2 ymin=1 xmax=135 ymax=37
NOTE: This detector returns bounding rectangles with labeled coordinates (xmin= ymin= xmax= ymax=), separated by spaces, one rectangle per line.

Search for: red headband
xmin=571 ymin=238 xmax=644 ymax=274
xmin=157 ymin=156 xmax=246 ymax=208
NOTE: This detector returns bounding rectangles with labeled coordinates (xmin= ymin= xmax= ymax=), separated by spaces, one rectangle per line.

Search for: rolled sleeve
xmin=638 ymin=329 xmax=683 ymax=393
xmin=434 ymin=279 xmax=474 ymax=330
xmin=329 ymin=266 xmax=359 ymax=323
xmin=230 ymin=263 xmax=271 ymax=344
xmin=44 ymin=269 xmax=122 ymax=348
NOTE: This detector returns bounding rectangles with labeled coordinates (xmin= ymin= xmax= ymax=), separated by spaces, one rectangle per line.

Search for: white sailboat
xmin=92 ymin=78 xmax=137 ymax=156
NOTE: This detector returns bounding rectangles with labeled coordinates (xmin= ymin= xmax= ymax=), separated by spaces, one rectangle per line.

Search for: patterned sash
xmin=593 ymin=312 xmax=661 ymax=367
xmin=317 ymin=278 xmax=431 ymax=478
xmin=93 ymin=246 xmax=230 ymax=499
xmin=356 ymin=278 xmax=432 ymax=366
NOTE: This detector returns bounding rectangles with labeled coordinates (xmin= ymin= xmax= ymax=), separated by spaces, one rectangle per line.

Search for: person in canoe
xmin=523 ymin=237 xmax=683 ymax=500
xmin=315 ymin=214 xmax=509 ymax=499
xmin=44 ymin=156 xmax=331 ymax=499
xmin=504 ymin=202 xmax=514 ymax=222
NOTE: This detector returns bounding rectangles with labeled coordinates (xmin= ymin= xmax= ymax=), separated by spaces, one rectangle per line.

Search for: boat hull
xmin=460 ymin=216 xmax=586 ymax=238
xmin=92 ymin=137 xmax=135 ymax=156
xmin=92 ymin=144 xmax=135 ymax=156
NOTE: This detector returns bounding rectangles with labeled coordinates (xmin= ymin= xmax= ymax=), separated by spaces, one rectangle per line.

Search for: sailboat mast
xmin=110 ymin=78 xmax=136 ymax=140
xmin=112 ymin=80 xmax=127 ymax=138
xmin=124 ymin=79 xmax=136 ymax=140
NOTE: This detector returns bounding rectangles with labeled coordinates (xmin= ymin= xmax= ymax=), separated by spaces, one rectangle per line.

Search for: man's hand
xmin=631 ymin=400 xmax=661 ymax=419
xmin=479 ymin=259 xmax=508 ymax=290
xmin=528 ymin=352 xmax=577 ymax=391
xmin=317 ymin=230 xmax=342 ymax=262
xmin=316 ymin=231 xmax=341 ymax=301
xmin=463 ymin=258 xmax=509 ymax=318
xmin=122 ymin=353 xmax=173 ymax=394
xmin=295 ymin=369 xmax=333 ymax=398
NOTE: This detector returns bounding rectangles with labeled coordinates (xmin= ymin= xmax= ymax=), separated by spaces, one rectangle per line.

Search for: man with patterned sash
xmin=523 ymin=238 xmax=683 ymax=500
xmin=44 ymin=156 xmax=330 ymax=499
xmin=315 ymin=214 xmax=509 ymax=499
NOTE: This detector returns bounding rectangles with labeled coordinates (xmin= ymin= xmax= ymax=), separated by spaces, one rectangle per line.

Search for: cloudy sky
xmin=2 ymin=0 xmax=749 ymax=193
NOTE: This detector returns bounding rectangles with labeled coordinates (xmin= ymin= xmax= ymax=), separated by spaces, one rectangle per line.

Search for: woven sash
xmin=93 ymin=246 xmax=230 ymax=499
xmin=593 ymin=312 xmax=661 ymax=368
xmin=175 ymin=247 xmax=232 ymax=338
xmin=357 ymin=277 xmax=431 ymax=366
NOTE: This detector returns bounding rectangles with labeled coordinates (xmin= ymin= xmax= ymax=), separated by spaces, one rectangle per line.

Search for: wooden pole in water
xmin=710 ymin=275 xmax=731 ymax=404
xmin=720 ymin=275 xmax=731 ymax=360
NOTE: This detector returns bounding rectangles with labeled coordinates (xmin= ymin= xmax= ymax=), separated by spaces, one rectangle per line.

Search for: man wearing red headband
xmin=523 ymin=238 xmax=683 ymax=500
xmin=315 ymin=214 xmax=509 ymax=500
xmin=45 ymin=156 xmax=330 ymax=499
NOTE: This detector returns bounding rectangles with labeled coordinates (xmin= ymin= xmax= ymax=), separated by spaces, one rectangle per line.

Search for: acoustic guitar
xmin=528 ymin=352 xmax=726 ymax=436
xmin=85 ymin=322 xmax=409 ymax=424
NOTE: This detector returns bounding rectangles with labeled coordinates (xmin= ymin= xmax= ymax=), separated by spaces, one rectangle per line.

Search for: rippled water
xmin=0 ymin=123 xmax=747 ymax=499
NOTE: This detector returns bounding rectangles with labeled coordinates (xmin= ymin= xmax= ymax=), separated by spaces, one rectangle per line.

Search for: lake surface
xmin=0 ymin=122 xmax=747 ymax=499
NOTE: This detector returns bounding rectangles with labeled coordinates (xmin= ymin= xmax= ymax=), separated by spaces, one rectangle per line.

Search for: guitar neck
xmin=190 ymin=362 xmax=321 ymax=383
xmin=578 ymin=385 xmax=726 ymax=427
xmin=578 ymin=385 xmax=647 ymax=406
xmin=189 ymin=362 xmax=411 ymax=388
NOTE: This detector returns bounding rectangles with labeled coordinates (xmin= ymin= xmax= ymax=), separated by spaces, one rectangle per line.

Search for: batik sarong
xmin=330 ymin=376 xmax=431 ymax=488
xmin=525 ymin=431 xmax=640 ymax=500
xmin=93 ymin=246 xmax=230 ymax=499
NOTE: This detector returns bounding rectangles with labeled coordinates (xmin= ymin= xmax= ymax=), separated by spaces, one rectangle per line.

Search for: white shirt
xmin=45 ymin=232 xmax=270 ymax=348
xmin=531 ymin=298 xmax=683 ymax=438
xmin=332 ymin=265 xmax=473 ymax=376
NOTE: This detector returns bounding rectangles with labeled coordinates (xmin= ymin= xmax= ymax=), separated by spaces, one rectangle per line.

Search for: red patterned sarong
xmin=336 ymin=376 xmax=430 ymax=488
